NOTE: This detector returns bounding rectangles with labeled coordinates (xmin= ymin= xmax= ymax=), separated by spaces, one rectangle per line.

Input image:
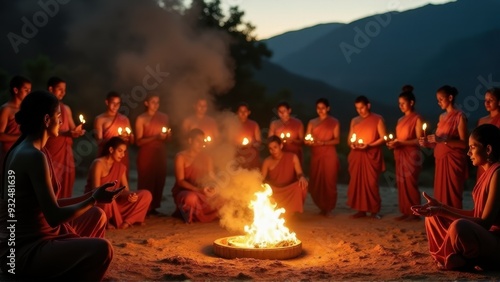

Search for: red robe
xmin=265 ymin=152 xmax=307 ymax=214
xmin=137 ymin=112 xmax=169 ymax=211
xmin=424 ymin=163 xmax=500 ymax=270
xmin=171 ymin=153 xmax=219 ymax=223
xmin=45 ymin=103 xmax=75 ymax=199
xmin=0 ymin=148 xmax=111 ymax=280
xmin=271 ymin=117 xmax=304 ymax=164
xmin=309 ymin=116 xmax=340 ymax=213
xmin=394 ymin=112 xmax=422 ymax=215
xmin=0 ymin=117 xmax=20 ymax=178
xmin=347 ymin=113 xmax=385 ymax=214
xmin=184 ymin=115 xmax=219 ymax=139
xmin=85 ymin=162 xmax=152 ymax=228
xmin=98 ymin=114 xmax=131 ymax=176
xmin=434 ymin=110 xmax=468 ymax=208
xmin=476 ymin=115 xmax=500 ymax=180
xmin=236 ymin=119 xmax=260 ymax=170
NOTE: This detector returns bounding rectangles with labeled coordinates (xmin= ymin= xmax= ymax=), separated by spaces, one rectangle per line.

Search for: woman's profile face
xmin=436 ymin=92 xmax=452 ymax=110
xmin=110 ymin=144 xmax=127 ymax=162
xmin=484 ymin=92 xmax=499 ymax=113
xmin=398 ymin=97 xmax=413 ymax=114
xmin=467 ymin=136 xmax=488 ymax=167
xmin=47 ymin=105 xmax=62 ymax=137
xmin=189 ymin=134 xmax=205 ymax=153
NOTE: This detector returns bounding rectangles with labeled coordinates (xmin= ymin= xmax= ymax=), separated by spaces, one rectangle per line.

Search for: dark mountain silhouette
xmin=263 ymin=23 xmax=344 ymax=62
xmin=266 ymin=0 xmax=500 ymax=126
xmin=253 ymin=60 xmax=397 ymax=128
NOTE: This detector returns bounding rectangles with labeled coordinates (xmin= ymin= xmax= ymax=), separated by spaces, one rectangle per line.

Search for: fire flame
xmin=239 ymin=184 xmax=298 ymax=248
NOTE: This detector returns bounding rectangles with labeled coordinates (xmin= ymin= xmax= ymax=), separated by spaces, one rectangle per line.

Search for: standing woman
xmin=268 ymin=101 xmax=304 ymax=165
xmin=387 ymin=86 xmax=423 ymax=221
xmin=476 ymin=88 xmax=500 ymax=180
xmin=419 ymin=85 xmax=468 ymax=208
xmin=304 ymin=98 xmax=340 ymax=216
xmin=235 ymin=102 xmax=261 ymax=170
xmin=135 ymin=93 xmax=170 ymax=215
xmin=0 ymin=91 xmax=121 ymax=280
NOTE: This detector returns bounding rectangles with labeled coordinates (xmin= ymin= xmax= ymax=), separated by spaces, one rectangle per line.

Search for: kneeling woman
xmin=261 ymin=136 xmax=308 ymax=215
xmin=172 ymin=128 xmax=220 ymax=223
xmin=86 ymin=137 xmax=152 ymax=229
xmin=412 ymin=124 xmax=500 ymax=271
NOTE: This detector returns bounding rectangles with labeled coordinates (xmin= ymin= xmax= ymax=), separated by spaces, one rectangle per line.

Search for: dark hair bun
xmin=401 ymin=84 xmax=414 ymax=93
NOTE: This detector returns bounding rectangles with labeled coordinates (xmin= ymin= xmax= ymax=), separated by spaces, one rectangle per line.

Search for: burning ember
xmin=213 ymin=184 xmax=302 ymax=260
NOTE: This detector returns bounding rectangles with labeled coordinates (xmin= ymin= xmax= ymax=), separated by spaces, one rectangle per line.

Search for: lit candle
xmin=350 ymin=133 xmax=357 ymax=143
xmin=125 ymin=127 xmax=131 ymax=135
xmin=79 ymin=114 xmax=86 ymax=124
xmin=162 ymin=127 xmax=167 ymax=134
xmin=422 ymin=123 xmax=427 ymax=137
xmin=117 ymin=127 xmax=123 ymax=135
xmin=389 ymin=133 xmax=394 ymax=140
xmin=285 ymin=132 xmax=291 ymax=138
xmin=384 ymin=136 xmax=388 ymax=141
xmin=305 ymin=134 xmax=314 ymax=142
xmin=358 ymin=139 xmax=364 ymax=144
xmin=204 ymin=136 xmax=212 ymax=143
xmin=242 ymin=137 xmax=249 ymax=146
xmin=280 ymin=132 xmax=285 ymax=139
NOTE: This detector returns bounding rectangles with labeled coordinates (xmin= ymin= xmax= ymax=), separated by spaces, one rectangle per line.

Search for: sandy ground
xmin=70 ymin=174 xmax=500 ymax=281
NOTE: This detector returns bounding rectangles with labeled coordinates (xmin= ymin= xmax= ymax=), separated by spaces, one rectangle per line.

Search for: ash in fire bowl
xmin=213 ymin=236 xmax=302 ymax=260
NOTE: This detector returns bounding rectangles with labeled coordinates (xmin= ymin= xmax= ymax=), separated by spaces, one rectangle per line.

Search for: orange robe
xmin=265 ymin=152 xmax=307 ymax=214
xmin=309 ymin=116 xmax=340 ymax=213
xmin=0 ymin=117 xmax=20 ymax=179
xmin=271 ymin=117 xmax=304 ymax=164
xmin=45 ymin=103 xmax=75 ymax=198
xmin=171 ymin=153 xmax=219 ymax=223
xmin=184 ymin=115 xmax=219 ymax=139
xmin=85 ymin=162 xmax=152 ymax=228
xmin=476 ymin=115 xmax=500 ymax=180
xmin=347 ymin=113 xmax=385 ymax=214
xmin=0 ymin=148 xmax=112 ymax=280
xmin=394 ymin=112 xmax=422 ymax=216
xmin=424 ymin=163 xmax=500 ymax=270
xmin=434 ymin=110 xmax=468 ymax=209
xmin=99 ymin=114 xmax=131 ymax=177
xmin=236 ymin=119 xmax=260 ymax=170
xmin=137 ymin=112 xmax=168 ymax=211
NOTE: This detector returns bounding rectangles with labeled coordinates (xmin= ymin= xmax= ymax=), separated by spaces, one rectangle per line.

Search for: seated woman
xmin=261 ymin=135 xmax=308 ymax=215
xmin=172 ymin=128 xmax=219 ymax=223
xmin=0 ymin=91 xmax=122 ymax=280
xmin=412 ymin=124 xmax=500 ymax=271
xmin=86 ymin=137 xmax=152 ymax=229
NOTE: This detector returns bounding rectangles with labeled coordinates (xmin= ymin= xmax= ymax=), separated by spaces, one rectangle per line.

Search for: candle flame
xmin=350 ymin=133 xmax=357 ymax=143
xmin=305 ymin=134 xmax=313 ymax=141
xmin=358 ymin=139 xmax=364 ymax=144
xmin=117 ymin=127 xmax=123 ymax=135
xmin=162 ymin=127 xmax=167 ymax=133
xmin=204 ymin=136 xmax=212 ymax=143
xmin=242 ymin=137 xmax=249 ymax=145
xmin=125 ymin=127 xmax=131 ymax=135
xmin=285 ymin=132 xmax=291 ymax=138
xmin=384 ymin=136 xmax=387 ymax=141
xmin=79 ymin=114 xmax=86 ymax=124
xmin=389 ymin=133 xmax=393 ymax=140
xmin=280 ymin=133 xmax=285 ymax=139
xmin=422 ymin=123 xmax=427 ymax=131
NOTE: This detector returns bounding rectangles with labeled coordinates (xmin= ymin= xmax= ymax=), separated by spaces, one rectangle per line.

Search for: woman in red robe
xmin=171 ymin=129 xmax=220 ymax=223
xmin=420 ymin=85 xmax=468 ymax=209
xmin=261 ymin=136 xmax=308 ymax=215
xmin=387 ymin=86 xmax=423 ymax=221
xmin=412 ymin=124 xmax=500 ymax=271
xmin=86 ymin=137 xmax=152 ymax=229
xmin=135 ymin=94 xmax=170 ymax=215
xmin=235 ymin=102 xmax=261 ymax=170
xmin=305 ymin=98 xmax=340 ymax=216
xmin=347 ymin=96 xmax=386 ymax=219
xmin=268 ymin=101 xmax=304 ymax=165
xmin=476 ymin=87 xmax=500 ymax=179
xmin=0 ymin=91 xmax=122 ymax=280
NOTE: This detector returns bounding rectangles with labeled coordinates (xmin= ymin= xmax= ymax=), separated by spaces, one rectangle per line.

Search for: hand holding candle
xmin=79 ymin=114 xmax=86 ymax=125
xmin=304 ymin=134 xmax=314 ymax=144
xmin=422 ymin=123 xmax=427 ymax=137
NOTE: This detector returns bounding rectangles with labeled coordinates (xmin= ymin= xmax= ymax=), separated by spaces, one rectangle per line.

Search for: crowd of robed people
xmin=0 ymin=75 xmax=499 ymax=279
